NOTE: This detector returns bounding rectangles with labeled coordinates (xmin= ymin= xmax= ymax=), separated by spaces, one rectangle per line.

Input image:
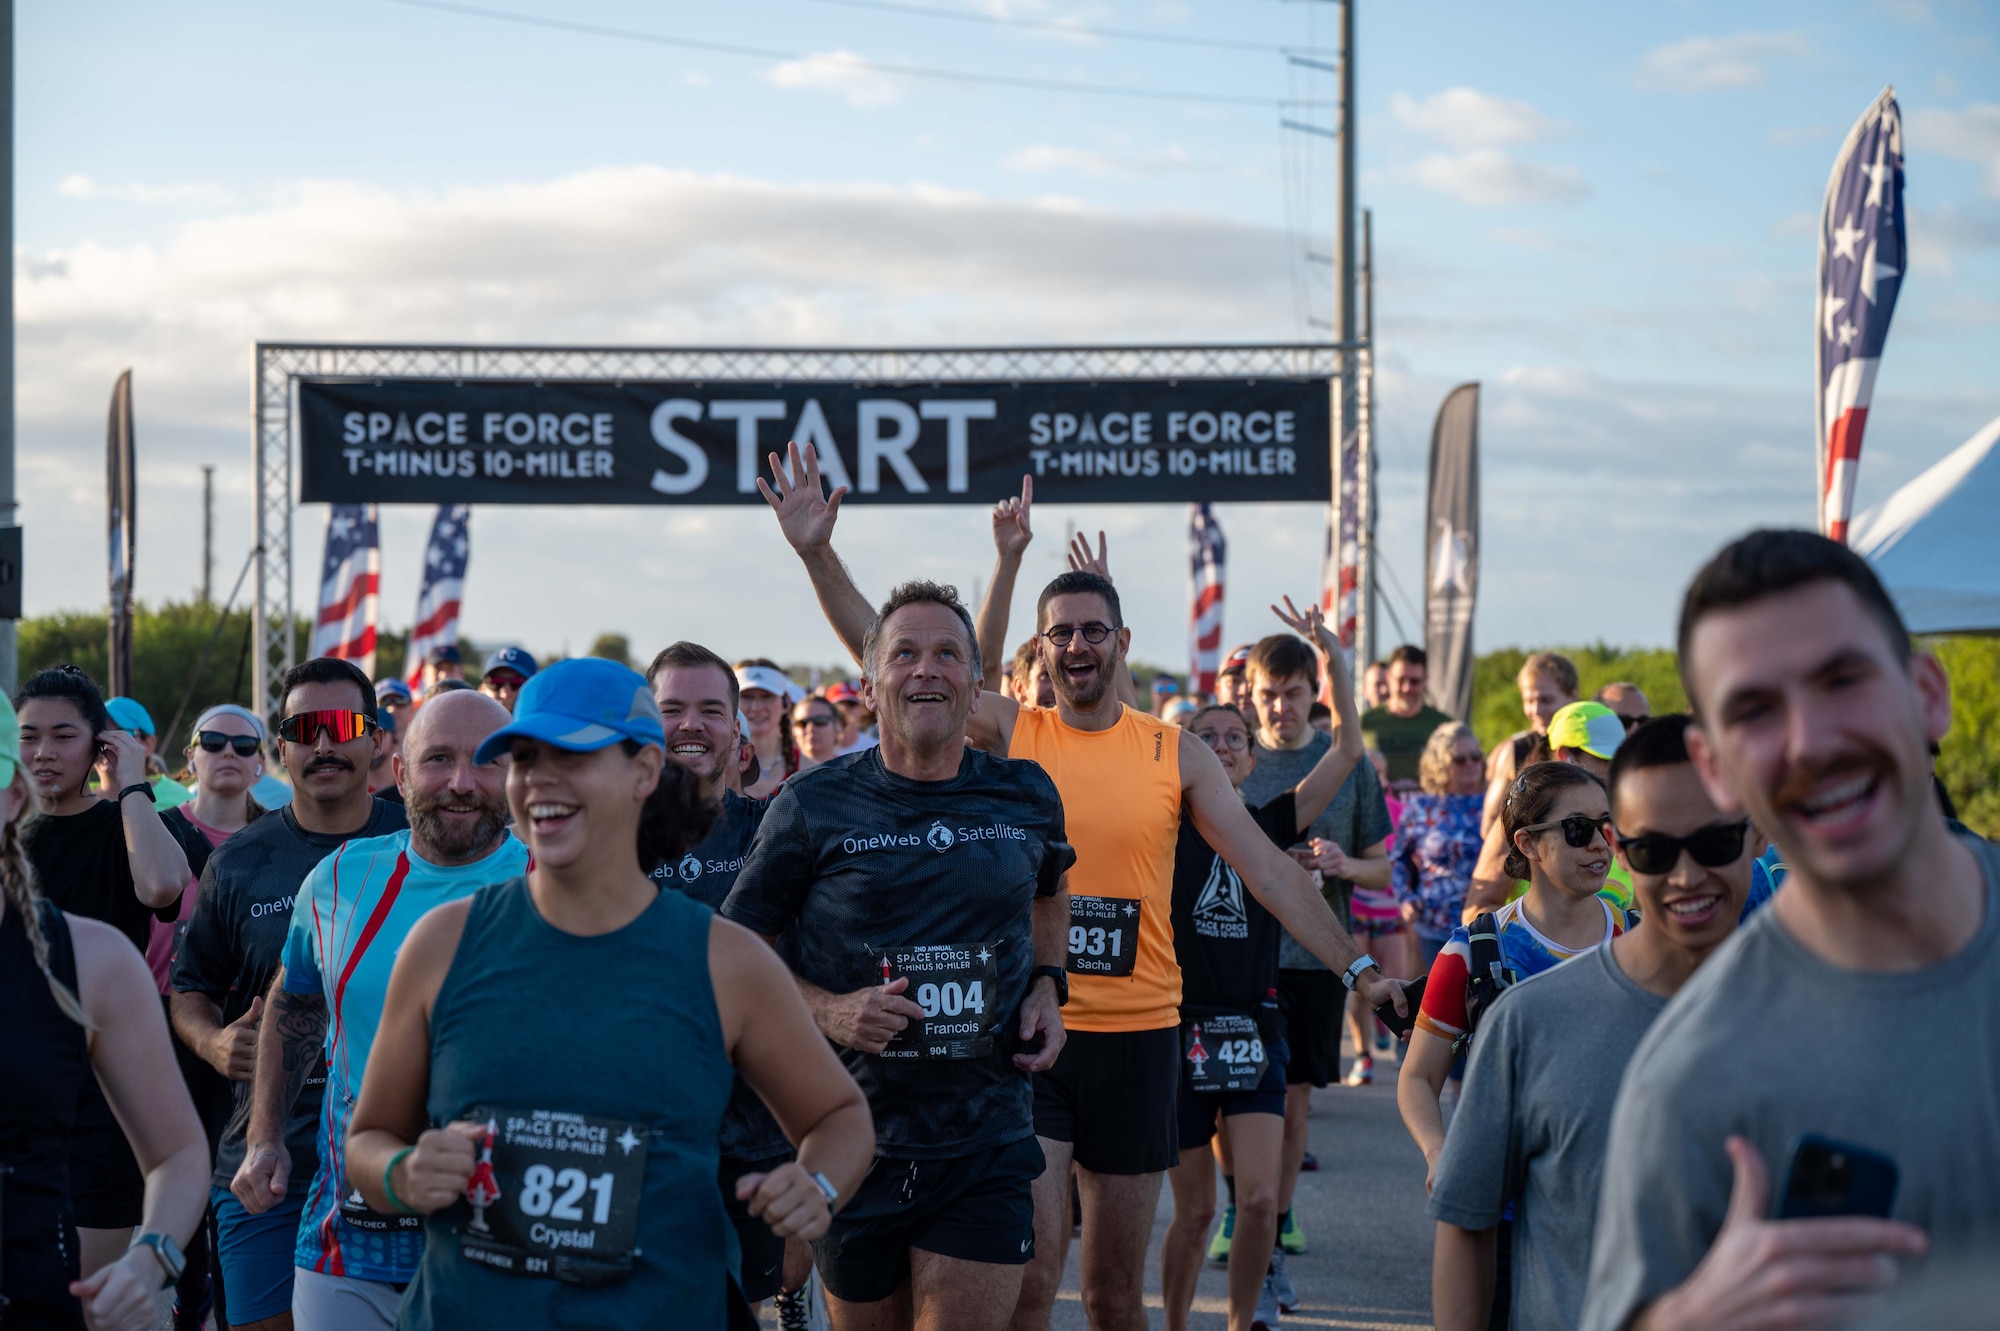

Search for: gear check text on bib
xmin=875 ymin=942 xmax=1000 ymax=1059
xmin=457 ymin=1107 xmax=649 ymax=1285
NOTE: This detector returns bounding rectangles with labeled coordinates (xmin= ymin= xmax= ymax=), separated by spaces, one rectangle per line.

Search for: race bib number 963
xmin=876 ymin=942 xmax=999 ymax=1059
xmin=457 ymin=1106 xmax=649 ymax=1285
xmin=1067 ymin=895 xmax=1140 ymax=977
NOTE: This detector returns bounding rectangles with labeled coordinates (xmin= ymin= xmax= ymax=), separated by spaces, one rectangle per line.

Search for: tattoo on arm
xmin=274 ymin=988 xmax=328 ymax=1114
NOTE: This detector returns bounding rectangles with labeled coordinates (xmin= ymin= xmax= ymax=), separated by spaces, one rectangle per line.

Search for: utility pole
xmin=0 ymin=0 xmax=18 ymax=695
xmin=201 ymin=465 xmax=215 ymax=603
xmin=1334 ymin=0 xmax=1374 ymax=669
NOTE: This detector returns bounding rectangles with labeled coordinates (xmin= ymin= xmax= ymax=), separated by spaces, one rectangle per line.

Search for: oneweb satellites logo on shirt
xmin=927 ymin=821 xmax=956 ymax=853
xmin=677 ymin=853 xmax=703 ymax=882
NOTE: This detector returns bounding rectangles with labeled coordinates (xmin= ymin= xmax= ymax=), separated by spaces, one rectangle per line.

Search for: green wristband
xmin=383 ymin=1146 xmax=418 ymax=1216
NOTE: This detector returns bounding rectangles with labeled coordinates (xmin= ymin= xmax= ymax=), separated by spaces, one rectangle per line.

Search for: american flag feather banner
xmin=311 ymin=504 xmax=380 ymax=675
xmin=1816 ymin=87 xmax=1905 ymax=544
xmin=1188 ymin=504 xmax=1226 ymax=694
xmin=403 ymin=504 xmax=471 ymax=693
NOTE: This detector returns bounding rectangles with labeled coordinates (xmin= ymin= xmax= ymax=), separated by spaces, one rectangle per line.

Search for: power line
xmin=784 ymin=0 xmax=1332 ymax=58
xmin=385 ymin=0 xmax=1333 ymax=108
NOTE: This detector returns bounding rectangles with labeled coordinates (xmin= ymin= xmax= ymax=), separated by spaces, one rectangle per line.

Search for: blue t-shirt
xmin=282 ymin=829 xmax=530 ymax=1282
xmin=1745 ymin=844 xmax=1784 ymax=921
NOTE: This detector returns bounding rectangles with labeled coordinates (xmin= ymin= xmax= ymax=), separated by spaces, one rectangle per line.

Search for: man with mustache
xmin=759 ymin=443 xmax=1404 ymax=1331
xmin=223 ymin=688 xmax=523 ymax=1330
xmin=1580 ymin=530 xmax=1996 ymax=1331
xmin=172 ymin=659 xmax=407 ymax=1331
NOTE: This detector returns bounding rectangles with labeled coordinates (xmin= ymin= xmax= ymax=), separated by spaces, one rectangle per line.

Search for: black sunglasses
xmin=1615 ymin=819 xmax=1750 ymax=875
xmin=1042 ymin=622 xmax=1118 ymax=647
xmin=1520 ymin=813 xmax=1613 ymax=849
xmin=1618 ymin=713 xmax=1651 ymax=732
xmin=196 ymin=731 xmax=261 ymax=757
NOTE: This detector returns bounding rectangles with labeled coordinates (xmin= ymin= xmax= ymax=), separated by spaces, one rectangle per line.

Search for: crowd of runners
xmin=3 ymin=445 xmax=1996 ymax=1331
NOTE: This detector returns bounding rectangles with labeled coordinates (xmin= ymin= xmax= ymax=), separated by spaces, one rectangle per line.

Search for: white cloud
xmin=1389 ymin=88 xmax=1563 ymax=149
xmin=765 ymin=49 xmax=904 ymax=108
xmin=1907 ymin=103 xmax=2000 ymax=197
xmin=1002 ymin=143 xmax=1200 ymax=178
xmin=1403 ymin=151 xmax=1586 ymax=207
xmin=1637 ymin=31 xmax=1809 ymax=92
xmin=58 ymin=174 xmax=231 ymax=205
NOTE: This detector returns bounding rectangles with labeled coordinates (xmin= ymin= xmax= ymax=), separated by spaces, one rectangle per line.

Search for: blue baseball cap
xmin=474 ymin=657 xmax=666 ymax=765
xmin=483 ymin=646 xmax=539 ymax=681
xmin=375 ymin=678 xmax=412 ymax=703
xmin=106 ymin=697 xmax=155 ymax=736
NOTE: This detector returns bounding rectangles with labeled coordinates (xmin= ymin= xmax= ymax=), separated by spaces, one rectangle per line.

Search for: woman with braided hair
xmin=0 ymin=690 xmax=211 ymax=1330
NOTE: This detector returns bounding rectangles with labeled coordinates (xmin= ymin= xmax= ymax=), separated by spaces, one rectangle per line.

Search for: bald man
xmin=238 ymin=690 xmax=530 ymax=1330
xmin=1595 ymin=682 xmax=1651 ymax=737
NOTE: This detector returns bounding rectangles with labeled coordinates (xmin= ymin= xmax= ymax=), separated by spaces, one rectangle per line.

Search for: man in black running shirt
xmin=725 ymin=582 xmax=1073 ymax=1331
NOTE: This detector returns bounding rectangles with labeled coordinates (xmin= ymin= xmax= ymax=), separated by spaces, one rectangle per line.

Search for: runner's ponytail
xmin=0 ymin=773 xmax=90 ymax=1028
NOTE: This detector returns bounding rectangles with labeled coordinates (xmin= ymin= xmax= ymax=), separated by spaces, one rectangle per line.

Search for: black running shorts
xmin=719 ymin=1150 xmax=796 ymax=1304
xmin=1278 ymin=968 xmax=1347 ymax=1089
xmin=1032 ymin=1026 xmax=1180 ymax=1175
xmin=813 ymin=1137 xmax=1044 ymax=1305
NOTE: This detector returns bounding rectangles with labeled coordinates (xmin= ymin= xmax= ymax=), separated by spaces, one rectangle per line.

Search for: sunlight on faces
xmin=397 ymin=693 xmax=511 ymax=862
xmin=1363 ymin=663 xmax=1390 ymax=710
xmin=282 ymin=680 xmax=381 ymax=804
xmin=1250 ymin=668 xmax=1316 ymax=748
xmin=1515 ymin=782 xmax=1613 ymax=899
xmin=18 ymin=698 xmax=97 ymax=802
xmin=653 ymin=665 xmax=738 ymax=788
xmin=1684 ymin=580 xmax=1950 ymax=895
xmin=863 ymin=602 xmax=981 ymax=753
xmin=1519 ymin=669 xmax=1575 ymax=734
xmin=1448 ymin=734 xmax=1487 ymax=796
xmin=790 ymin=698 xmax=842 ymax=764
xmin=1613 ymin=763 xmax=1751 ymax=948
xmin=1192 ymin=709 xmax=1255 ymax=788
xmin=1215 ymin=670 xmax=1247 ymax=711
xmin=738 ymin=688 xmax=782 ymax=744
xmin=1037 ymin=591 xmax=1127 ymax=712
xmin=1388 ymin=659 xmax=1428 ymax=716
xmin=187 ymin=712 xmax=262 ymax=798
xmin=506 ymin=738 xmax=662 ymax=874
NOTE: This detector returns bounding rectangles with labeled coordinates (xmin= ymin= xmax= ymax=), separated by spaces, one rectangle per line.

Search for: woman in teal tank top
xmin=346 ymin=658 xmax=874 ymax=1330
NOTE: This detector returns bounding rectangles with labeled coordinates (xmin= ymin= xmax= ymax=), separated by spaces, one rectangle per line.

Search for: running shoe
xmin=1373 ymin=1023 xmax=1391 ymax=1052
xmin=1344 ymin=1055 xmax=1374 ymax=1086
xmin=1253 ymin=1265 xmax=1284 ymax=1330
xmin=1300 ymin=1151 xmax=1319 ymax=1173
xmin=1207 ymin=1203 xmax=1236 ymax=1263
xmin=1278 ymin=1207 xmax=1307 ymax=1255
xmin=1268 ymin=1249 xmax=1300 ymax=1313
xmin=775 ymin=1270 xmax=829 ymax=1331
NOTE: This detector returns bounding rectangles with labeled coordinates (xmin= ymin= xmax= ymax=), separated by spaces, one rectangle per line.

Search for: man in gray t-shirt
xmin=1429 ymin=713 xmax=1756 ymax=1331
xmin=1582 ymin=532 xmax=1978 ymax=1331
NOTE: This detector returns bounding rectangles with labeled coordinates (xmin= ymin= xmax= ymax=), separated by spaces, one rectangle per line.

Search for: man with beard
xmin=173 ymin=658 xmax=407 ymax=1331
xmin=647 ymin=641 xmax=824 ymax=1325
xmin=758 ymin=443 xmax=1404 ymax=1331
xmin=235 ymin=689 xmax=524 ymax=1330
xmin=723 ymin=581 xmax=1073 ymax=1331
xmin=1580 ymin=531 xmax=1989 ymax=1331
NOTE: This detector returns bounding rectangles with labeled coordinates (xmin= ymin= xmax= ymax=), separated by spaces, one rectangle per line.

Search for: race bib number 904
xmin=1067 ymin=896 xmax=1140 ymax=977
xmin=457 ymin=1106 xmax=649 ymax=1285
xmin=876 ymin=942 xmax=999 ymax=1059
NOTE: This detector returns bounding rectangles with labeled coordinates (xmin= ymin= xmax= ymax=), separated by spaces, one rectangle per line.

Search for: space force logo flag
xmin=310 ymin=504 xmax=380 ymax=676
xmin=1187 ymin=504 xmax=1226 ymax=694
xmin=403 ymin=504 xmax=471 ymax=692
xmin=1816 ymin=86 xmax=1905 ymax=544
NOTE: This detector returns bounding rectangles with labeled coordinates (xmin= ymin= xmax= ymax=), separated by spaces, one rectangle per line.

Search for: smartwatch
xmin=809 ymin=1171 xmax=840 ymax=1207
xmin=130 ymin=1232 xmax=185 ymax=1289
xmin=1340 ymin=954 xmax=1379 ymax=992
xmin=1029 ymin=964 xmax=1069 ymax=1006
xmin=117 ymin=782 xmax=157 ymax=805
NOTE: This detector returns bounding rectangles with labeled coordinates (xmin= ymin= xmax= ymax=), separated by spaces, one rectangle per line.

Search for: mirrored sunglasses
xmin=277 ymin=710 xmax=377 ymax=745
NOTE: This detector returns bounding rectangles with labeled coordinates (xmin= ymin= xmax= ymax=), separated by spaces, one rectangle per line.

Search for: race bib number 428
xmin=457 ymin=1106 xmax=649 ymax=1285
xmin=1068 ymin=895 xmax=1140 ymax=977
xmin=876 ymin=942 xmax=999 ymax=1059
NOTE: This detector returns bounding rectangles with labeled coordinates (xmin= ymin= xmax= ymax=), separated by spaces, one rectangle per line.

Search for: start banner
xmin=297 ymin=378 xmax=1330 ymax=506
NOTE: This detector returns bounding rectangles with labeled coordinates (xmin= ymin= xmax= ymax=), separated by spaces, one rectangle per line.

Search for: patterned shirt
xmin=1393 ymin=792 xmax=1485 ymax=941
xmin=1415 ymin=896 xmax=1624 ymax=1044
xmin=282 ymin=829 xmax=530 ymax=1282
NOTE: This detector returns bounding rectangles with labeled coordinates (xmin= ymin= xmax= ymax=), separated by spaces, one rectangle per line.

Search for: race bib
xmin=1183 ymin=1013 xmax=1269 ymax=1094
xmin=456 ymin=1107 xmax=650 ymax=1284
xmin=1067 ymin=895 xmax=1140 ymax=977
xmin=341 ymin=1184 xmax=422 ymax=1234
xmin=876 ymin=942 xmax=999 ymax=1060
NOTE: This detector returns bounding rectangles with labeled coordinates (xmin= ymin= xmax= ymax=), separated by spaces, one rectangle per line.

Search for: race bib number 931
xmin=1067 ymin=895 xmax=1140 ymax=977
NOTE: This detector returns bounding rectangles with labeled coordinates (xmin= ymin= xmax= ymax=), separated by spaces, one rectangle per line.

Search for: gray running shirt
xmin=1580 ymin=832 xmax=2000 ymax=1331
xmin=1428 ymin=943 xmax=1666 ymax=1331
xmin=1238 ymin=731 xmax=1392 ymax=971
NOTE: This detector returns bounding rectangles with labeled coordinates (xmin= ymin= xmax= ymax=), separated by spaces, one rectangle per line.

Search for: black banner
xmin=297 ymin=378 xmax=1330 ymax=506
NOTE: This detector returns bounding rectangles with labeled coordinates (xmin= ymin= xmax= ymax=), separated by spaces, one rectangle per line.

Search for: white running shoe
xmin=1268 ymin=1248 xmax=1300 ymax=1313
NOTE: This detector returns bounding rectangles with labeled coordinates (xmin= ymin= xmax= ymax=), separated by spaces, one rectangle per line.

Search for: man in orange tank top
xmin=758 ymin=443 xmax=1408 ymax=1331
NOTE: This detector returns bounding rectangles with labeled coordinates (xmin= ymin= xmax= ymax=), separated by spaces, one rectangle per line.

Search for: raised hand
xmin=757 ymin=440 xmax=847 ymax=554
xmin=993 ymin=475 xmax=1034 ymax=560
xmin=1067 ymin=530 xmax=1112 ymax=583
xmin=1271 ymin=594 xmax=1340 ymax=658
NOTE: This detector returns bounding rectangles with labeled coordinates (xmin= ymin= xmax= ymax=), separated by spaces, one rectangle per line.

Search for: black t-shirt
xmin=655 ymin=790 xmax=791 ymax=1162
xmin=1171 ymin=792 xmax=1297 ymax=1016
xmin=172 ymin=797 xmax=408 ymax=1191
xmin=25 ymin=799 xmax=205 ymax=953
xmin=723 ymin=747 xmax=1074 ymax=1160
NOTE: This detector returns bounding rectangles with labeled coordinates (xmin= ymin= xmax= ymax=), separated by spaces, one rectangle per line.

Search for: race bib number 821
xmin=457 ymin=1106 xmax=649 ymax=1285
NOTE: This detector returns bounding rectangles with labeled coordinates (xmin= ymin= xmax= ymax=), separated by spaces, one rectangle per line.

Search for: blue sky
xmin=17 ymin=0 xmax=1999 ymax=670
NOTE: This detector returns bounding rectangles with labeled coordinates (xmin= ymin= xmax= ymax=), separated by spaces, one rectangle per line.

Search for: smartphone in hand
xmin=1374 ymin=976 xmax=1426 ymax=1041
xmin=1776 ymin=1134 xmax=1898 ymax=1220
